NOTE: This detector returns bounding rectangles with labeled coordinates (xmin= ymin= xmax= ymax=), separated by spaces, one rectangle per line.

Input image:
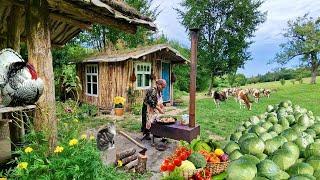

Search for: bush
xmin=131 ymin=103 xmax=142 ymax=115
xmin=291 ymin=79 xmax=295 ymax=84
xmin=280 ymin=79 xmax=286 ymax=85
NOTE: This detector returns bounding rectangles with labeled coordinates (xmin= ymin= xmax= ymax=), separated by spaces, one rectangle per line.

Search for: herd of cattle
xmin=211 ymin=88 xmax=273 ymax=110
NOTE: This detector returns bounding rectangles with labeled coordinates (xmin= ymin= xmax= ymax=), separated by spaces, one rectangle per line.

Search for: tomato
xmin=160 ymin=164 xmax=167 ymax=172
xmin=163 ymin=159 xmax=170 ymax=164
xmin=173 ymin=158 xmax=182 ymax=167
xmin=167 ymin=163 xmax=175 ymax=172
xmin=180 ymin=152 xmax=188 ymax=161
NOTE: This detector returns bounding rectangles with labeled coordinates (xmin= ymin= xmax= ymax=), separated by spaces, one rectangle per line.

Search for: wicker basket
xmin=165 ymin=168 xmax=201 ymax=179
xmin=206 ymin=161 xmax=229 ymax=175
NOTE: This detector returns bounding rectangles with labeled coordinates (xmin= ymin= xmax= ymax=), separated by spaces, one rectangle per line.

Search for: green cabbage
xmin=227 ymin=157 xmax=257 ymax=180
xmin=298 ymin=114 xmax=311 ymax=128
xmin=240 ymin=155 xmax=260 ymax=165
xmin=279 ymin=118 xmax=290 ymax=130
xmin=250 ymin=116 xmax=260 ymax=125
xmin=292 ymin=124 xmax=308 ymax=133
xmin=230 ymin=132 xmax=242 ymax=142
xmin=307 ymin=156 xmax=320 ymax=171
xmin=295 ymin=132 xmax=315 ymax=150
xmin=287 ymin=162 xmax=314 ymax=176
xmin=255 ymin=153 xmax=267 ymax=161
xmin=271 ymin=124 xmax=283 ymax=134
xmin=271 ymin=149 xmax=297 ymax=170
xmin=311 ymin=123 xmax=320 ymax=135
xmin=240 ymin=137 xmax=265 ymax=155
xmin=259 ymin=132 xmax=273 ymax=142
xmin=282 ymin=142 xmax=300 ymax=160
xmin=250 ymin=125 xmax=267 ymax=135
xmin=289 ymin=174 xmax=316 ymax=180
xmin=257 ymin=159 xmax=289 ymax=180
xmin=261 ymin=122 xmax=273 ymax=131
xmin=269 ymin=131 xmax=278 ymax=138
xmin=264 ymin=138 xmax=283 ymax=155
xmin=305 ymin=129 xmax=317 ymax=138
xmin=287 ymin=115 xmax=296 ymax=125
xmin=266 ymin=105 xmax=274 ymax=113
xmin=238 ymin=133 xmax=258 ymax=145
xmin=305 ymin=142 xmax=320 ymax=158
xmin=267 ymin=116 xmax=278 ymax=124
xmin=224 ymin=141 xmax=240 ymax=154
xmin=187 ymin=152 xmax=207 ymax=168
xmin=229 ymin=150 xmax=243 ymax=161
xmin=281 ymin=128 xmax=299 ymax=141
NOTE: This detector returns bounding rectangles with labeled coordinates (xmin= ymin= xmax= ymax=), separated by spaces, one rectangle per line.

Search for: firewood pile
xmin=114 ymin=148 xmax=147 ymax=173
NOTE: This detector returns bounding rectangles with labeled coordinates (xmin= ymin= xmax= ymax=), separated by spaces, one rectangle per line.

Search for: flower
xmin=24 ymin=147 xmax=33 ymax=153
xmin=17 ymin=162 xmax=28 ymax=170
xmin=117 ymin=160 xmax=123 ymax=167
xmin=89 ymin=135 xmax=95 ymax=140
xmin=69 ymin=139 xmax=78 ymax=146
xmin=81 ymin=134 xmax=87 ymax=140
xmin=113 ymin=96 xmax=126 ymax=107
xmin=54 ymin=146 xmax=64 ymax=153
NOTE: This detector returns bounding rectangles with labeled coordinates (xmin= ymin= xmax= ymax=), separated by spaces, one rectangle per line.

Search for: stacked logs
xmin=115 ymin=148 xmax=147 ymax=173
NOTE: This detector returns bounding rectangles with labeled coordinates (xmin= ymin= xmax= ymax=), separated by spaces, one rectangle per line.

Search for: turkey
xmin=0 ymin=48 xmax=44 ymax=107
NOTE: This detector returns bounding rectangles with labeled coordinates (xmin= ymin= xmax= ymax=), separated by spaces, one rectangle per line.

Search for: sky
xmin=150 ymin=0 xmax=320 ymax=77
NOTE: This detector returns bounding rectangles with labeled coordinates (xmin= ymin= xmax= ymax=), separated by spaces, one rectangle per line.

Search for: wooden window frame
xmin=135 ymin=62 xmax=151 ymax=90
xmin=85 ymin=64 xmax=99 ymax=97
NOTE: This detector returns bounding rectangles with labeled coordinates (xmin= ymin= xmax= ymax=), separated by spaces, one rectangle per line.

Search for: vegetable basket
xmin=206 ymin=161 xmax=229 ymax=175
xmin=164 ymin=168 xmax=202 ymax=179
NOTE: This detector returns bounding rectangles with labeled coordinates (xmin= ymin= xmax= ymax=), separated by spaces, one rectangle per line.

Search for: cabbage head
xmin=257 ymin=159 xmax=289 ymax=180
xmin=226 ymin=157 xmax=257 ymax=180
xmin=295 ymin=132 xmax=314 ymax=150
xmin=287 ymin=162 xmax=314 ymax=176
xmin=281 ymin=128 xmax=299 ymax=142
xmin=229 ymin=150 xmax=243 ymax=161
xmin=224 ymin=141 xmax=240 ymax=154
xmin=238 ymin=133 xmax=258 ymax=145
xmin=240 ymin=137 xmax=265 ymax=155
xmin=307 ymin=156 xmax=320 ymax=171
xmin=271 ymin=149 xmax=297 ymax=170
xmin=304 ymin=142 xmax=320 ymax=158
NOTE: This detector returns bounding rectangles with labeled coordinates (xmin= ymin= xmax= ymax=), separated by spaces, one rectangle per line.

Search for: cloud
xmin=152 ymin=0 xmax=320 ymax=76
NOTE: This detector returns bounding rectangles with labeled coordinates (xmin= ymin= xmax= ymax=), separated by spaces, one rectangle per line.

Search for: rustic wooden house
xmin=0 ymin=0 xmax=155 ymax=163
xmin=76 ymin=44 xmax=188 ymax=110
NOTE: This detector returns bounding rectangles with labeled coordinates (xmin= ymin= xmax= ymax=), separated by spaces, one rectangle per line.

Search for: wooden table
xmin=150 ymin=121 xmax=200 ymax=143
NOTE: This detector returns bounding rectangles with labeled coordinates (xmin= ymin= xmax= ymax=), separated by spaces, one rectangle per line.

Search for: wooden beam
xmin=49 ymin=13 xmax=92 ymax=31
xmin=0 ymin=105 xmax=36 ymax=114
xmin=26 ymin=0 xmax=57 ymax=151
xmin=7 ymin=5 xmax=24 ymax=53
xmin=47 ymin=0 xmax=137 ymax=34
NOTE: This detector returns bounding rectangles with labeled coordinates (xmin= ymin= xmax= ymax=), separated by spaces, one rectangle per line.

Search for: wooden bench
xmin=150 ymin=121 xmax=200 ymax=143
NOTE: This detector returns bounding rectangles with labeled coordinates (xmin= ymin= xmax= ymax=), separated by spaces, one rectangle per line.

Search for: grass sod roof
xmin=0 ymin=0 xmax=156 ymax=46
xmin=80 ymin=44 xmax=189 ymax=64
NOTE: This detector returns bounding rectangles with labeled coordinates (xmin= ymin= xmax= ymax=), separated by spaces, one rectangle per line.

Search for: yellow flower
xmin=89 ymin=135 xmax=95 ymax=140
xmin=24 ymin=147 xmax=33 ymax=153
xmin=17 ymin=162 xmax=28 ymax=170
xmin=73 ymin=118 xmax=79 ymax=123
xmin=54 ymin=146 xmax=64 ymax=153
xmin=81 ymin=134 xmax=87 ymax=140
xmin=117 ymin=160 xmax=123 ymax=167
xmin=114 ymin=96 xmax=125 ymax=105
xmin=69 ymin=139 xmax=78 ymax=146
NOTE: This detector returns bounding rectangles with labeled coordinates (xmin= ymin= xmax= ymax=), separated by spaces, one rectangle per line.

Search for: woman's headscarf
xmin=156 ymin=79 xmax=167 ymax=87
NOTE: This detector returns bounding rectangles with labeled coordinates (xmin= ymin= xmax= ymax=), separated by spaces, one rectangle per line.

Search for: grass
xmin=195 ymin=78 xmax=320 ymax=139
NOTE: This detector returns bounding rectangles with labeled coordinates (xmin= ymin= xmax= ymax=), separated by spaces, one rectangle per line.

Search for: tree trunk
xmin=207 ymin=72 xmax=214 ymax=95
xmin=0 ymin=38 xmax=6 ymax=50
xmin=310 ymin=67 xmax=318 ymax=84
xmin=7 ymin=5 xmax=24 ymax=53
xmin=26 ymin=0 xmax=57 ymax=151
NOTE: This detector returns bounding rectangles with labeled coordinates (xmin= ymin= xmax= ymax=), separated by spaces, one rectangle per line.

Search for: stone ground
xmin=84 ymin=106 xmax=187 ymax=179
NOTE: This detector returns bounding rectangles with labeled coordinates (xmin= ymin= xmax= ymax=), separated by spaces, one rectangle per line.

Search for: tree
xmin=274 ymin=15 xmax=320 ymax=84
xmin=176 ymin=0 xmax=266 ymax=92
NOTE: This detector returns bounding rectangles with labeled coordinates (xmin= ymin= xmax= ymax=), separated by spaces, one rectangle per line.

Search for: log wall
xmin=77 ymin=51 xmax=175 ymax=110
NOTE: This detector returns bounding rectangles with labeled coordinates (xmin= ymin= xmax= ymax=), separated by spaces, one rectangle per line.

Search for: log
xmin=124 ymin=159 xmax=138 ymax=171
xmin=135 ymin=154 xmax=147 ymax=174
xmin=117 ymin=148 xmax=136 ymax=160
xmin=121 ymin=154 xmax=137 ymax=166
xmin=26 ymin=0 xmax=57 ymax=151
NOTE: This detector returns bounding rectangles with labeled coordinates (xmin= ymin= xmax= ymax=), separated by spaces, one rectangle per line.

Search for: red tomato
xmin=180 ymin=152 xmax=188 ymax=161
xmin=173 ymin=158 xmax=182 ymax=167
xmin=163 ymin=159 xmax=170 ymax=164
xmin=160 ymin=164 xmax=167 ymax=172
xmin=167 ymin=163 xmax=175 ymax=172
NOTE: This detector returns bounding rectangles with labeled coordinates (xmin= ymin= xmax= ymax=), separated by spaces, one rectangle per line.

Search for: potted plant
xmin=114 ymin=96 xmax=126 ymax=116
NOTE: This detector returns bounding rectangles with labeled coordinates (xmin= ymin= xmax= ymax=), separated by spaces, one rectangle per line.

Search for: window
xmin=86 ymin=64 xmax=98 ymax=96
xmin=135 ymin=62 xmax=151 ymax=89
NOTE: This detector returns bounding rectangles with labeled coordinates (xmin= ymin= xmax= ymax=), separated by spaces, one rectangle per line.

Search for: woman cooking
xmin=141 ymin=79 xmax=166 ymax=140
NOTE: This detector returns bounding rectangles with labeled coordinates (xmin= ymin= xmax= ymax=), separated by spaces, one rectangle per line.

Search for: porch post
xmin=25 ymin=0 xmax=57 ymax=151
